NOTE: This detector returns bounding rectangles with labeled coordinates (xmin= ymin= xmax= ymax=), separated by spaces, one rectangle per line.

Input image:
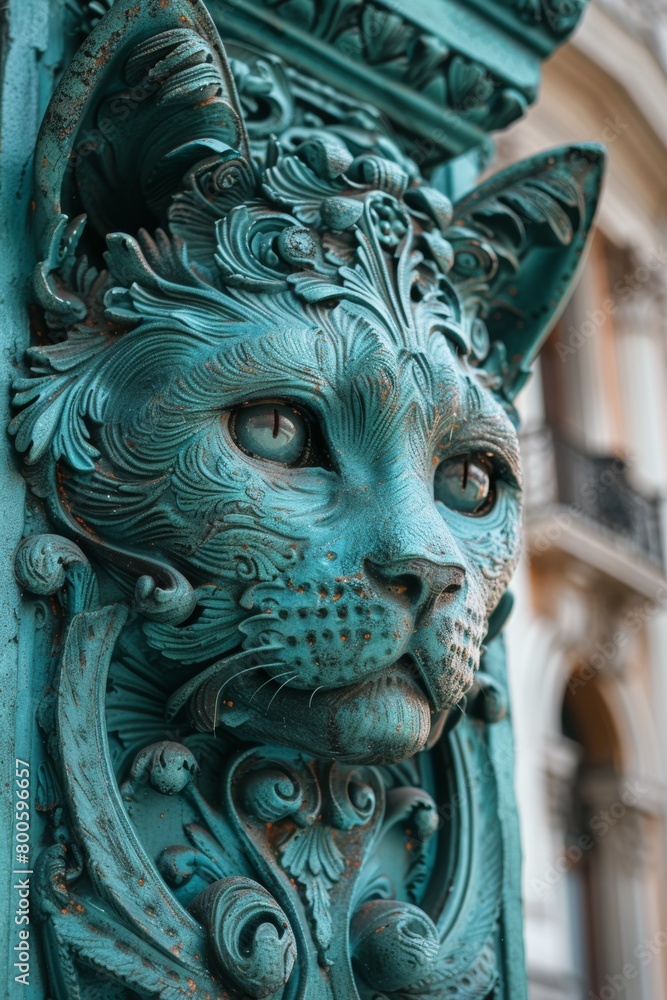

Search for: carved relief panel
xmin=3 ymin=1 xmax=602 ymax=996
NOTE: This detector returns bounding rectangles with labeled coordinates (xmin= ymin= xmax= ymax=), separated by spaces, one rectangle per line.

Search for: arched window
xmin=560 ymin=669 xmax=660 ymax=1000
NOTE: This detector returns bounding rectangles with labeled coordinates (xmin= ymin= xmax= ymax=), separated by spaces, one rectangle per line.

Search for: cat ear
xmin=446 ymin=144 xmax=606 ymax=400
xmin=35 ymin=0 xmax=248 ymax=242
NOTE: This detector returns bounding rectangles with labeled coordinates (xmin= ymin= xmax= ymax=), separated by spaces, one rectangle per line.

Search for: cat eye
xmin=230 ymin=402 xmax=324 ymax=467
xmin=434 ymin=454 xmax=496 ymax=516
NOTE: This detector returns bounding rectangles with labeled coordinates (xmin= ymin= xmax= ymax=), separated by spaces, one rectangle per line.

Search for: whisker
xmin=167 ymin=643 xmax=282 ymax=721
xmin=212 ymin=661 xmax=267 ymax=737
xmin=308 ymin=685 xmax=325 ymax=709
xmin=266 ymin=673 xmax=297 ymax=712
xmin=249 ymin=669 xmax=295 ymax=705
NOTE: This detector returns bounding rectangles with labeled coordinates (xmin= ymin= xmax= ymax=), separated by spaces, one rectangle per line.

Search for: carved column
xmin=1 ymin=1 xmax=603 ymax=996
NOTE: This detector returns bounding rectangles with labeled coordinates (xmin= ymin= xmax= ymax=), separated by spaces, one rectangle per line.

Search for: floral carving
xmin=505 ymin=0 xmax=587 ymax=33
xmin=227 ymin=0 xmax=530 ymax=135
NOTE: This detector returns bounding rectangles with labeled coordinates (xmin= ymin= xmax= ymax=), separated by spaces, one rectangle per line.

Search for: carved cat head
xmin=12 ymin=0 xmax=604 ymax=764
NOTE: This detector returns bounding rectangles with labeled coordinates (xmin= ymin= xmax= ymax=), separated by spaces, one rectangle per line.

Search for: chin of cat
xmin=187 ymin=645 xmax=478 ymax=765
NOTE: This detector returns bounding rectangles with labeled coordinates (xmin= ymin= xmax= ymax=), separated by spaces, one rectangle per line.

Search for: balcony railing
xmin=520 ymin=427 xmax=665 ymax=571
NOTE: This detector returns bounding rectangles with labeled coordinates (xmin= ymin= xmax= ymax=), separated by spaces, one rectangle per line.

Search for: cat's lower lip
xmin=196 ymin=657 xmax=433 ymax=765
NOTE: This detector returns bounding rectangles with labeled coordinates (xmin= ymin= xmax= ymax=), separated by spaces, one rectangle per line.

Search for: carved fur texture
xmin=12 ymin=0 xmax=603 ymax=765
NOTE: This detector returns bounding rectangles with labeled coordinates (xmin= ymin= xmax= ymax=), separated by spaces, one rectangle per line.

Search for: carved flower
xmin=366 ymin=193 xmax=409 ymax=247
xmin=448 ymin=56 xmax=494 ymax=115
xmin=543 ymin=0 xmax=587 ymax=32
xmin=509 ymin=0 xmax=586 ymax=32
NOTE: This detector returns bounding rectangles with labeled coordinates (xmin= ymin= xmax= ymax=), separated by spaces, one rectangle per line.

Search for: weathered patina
xmin=6 ymin=0 xmax=602 ymax=995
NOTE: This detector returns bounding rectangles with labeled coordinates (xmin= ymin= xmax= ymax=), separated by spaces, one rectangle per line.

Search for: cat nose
xmin=365 ymin=557 xmax=464 ymax=611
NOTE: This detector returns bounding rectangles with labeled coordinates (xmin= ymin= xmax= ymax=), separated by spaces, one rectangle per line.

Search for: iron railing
xmin=520 ymin=427 xmax=665 ymax=570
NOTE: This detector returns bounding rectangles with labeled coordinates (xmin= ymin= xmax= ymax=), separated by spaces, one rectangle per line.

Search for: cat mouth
xmin=171 ymin=651 xmax=459 ymax=765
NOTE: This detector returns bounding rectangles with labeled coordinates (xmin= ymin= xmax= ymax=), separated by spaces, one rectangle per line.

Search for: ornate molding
xmin=65 ymin=0 xmax=591 ymax=161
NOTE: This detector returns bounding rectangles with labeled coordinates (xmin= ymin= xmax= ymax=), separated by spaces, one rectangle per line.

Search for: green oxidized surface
xmin=7 ymin=0 xmax=602 ymax=996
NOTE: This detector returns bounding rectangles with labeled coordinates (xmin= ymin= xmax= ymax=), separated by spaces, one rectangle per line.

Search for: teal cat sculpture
xmin=9 ymin=0 xmax=603 ymax=996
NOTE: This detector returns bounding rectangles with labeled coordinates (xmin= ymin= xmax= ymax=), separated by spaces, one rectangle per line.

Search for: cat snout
xmin=364 ymin=556 xmax=465 ymax=612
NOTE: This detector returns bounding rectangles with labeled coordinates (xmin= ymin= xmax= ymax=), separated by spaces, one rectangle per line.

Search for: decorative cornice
xmin=66 ymin=0 xmax=591 ymax=161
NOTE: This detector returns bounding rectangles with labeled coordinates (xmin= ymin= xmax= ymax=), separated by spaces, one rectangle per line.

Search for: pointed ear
xmin=35 ymin=0 xmax=248 ymax=241
xmin=447 ymin=144 xmax=606 ymax=400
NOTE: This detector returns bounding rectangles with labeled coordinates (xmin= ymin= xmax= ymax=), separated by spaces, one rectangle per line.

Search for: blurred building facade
xmin=500 ymin=2 xmax=667 ymax=997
